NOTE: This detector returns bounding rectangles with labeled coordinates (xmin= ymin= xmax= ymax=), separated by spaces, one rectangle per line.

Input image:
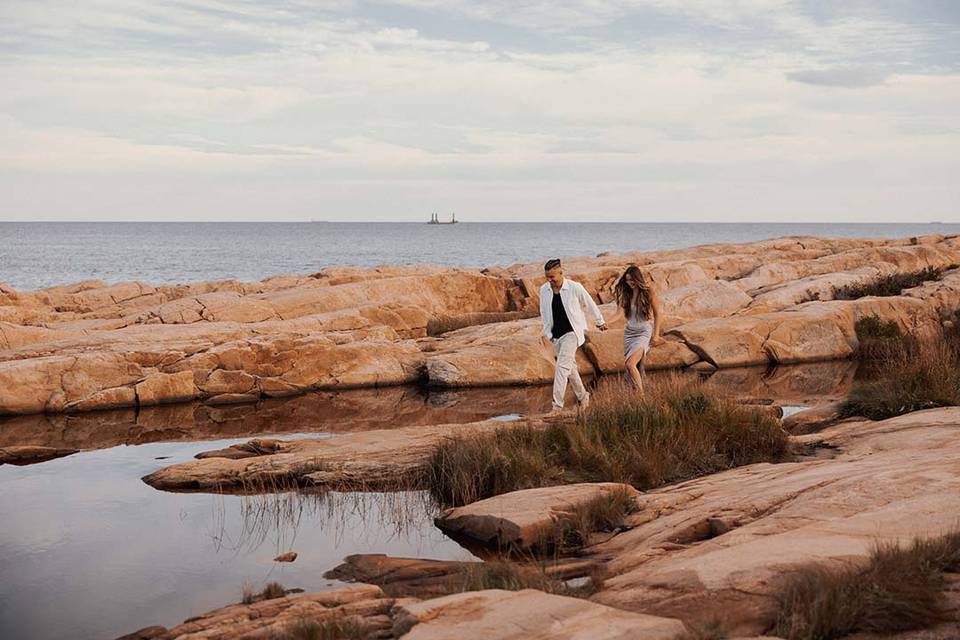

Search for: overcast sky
xmin=1 ymin=0 xmax=958 ymax=222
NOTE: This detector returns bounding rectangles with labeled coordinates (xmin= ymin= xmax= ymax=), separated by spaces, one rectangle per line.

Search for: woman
xmin=613 ymin=265 xmax=662 ymax=391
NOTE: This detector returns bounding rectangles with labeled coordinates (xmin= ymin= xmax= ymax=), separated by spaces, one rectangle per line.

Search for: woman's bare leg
xmin=625 ymin=350 xmax=645 ymax=392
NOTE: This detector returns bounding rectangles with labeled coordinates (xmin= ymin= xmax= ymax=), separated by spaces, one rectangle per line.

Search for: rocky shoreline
xmin=2 ymin=234 xmax=959 ymax=416
xmin=7 ymin=234 xmax=960 ymax=639
xmin=122 ymin=406 xmax=960 ymax=639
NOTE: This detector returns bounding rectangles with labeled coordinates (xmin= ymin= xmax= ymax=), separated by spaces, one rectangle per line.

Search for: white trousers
xmin=552 ymin=332 xmax=588 ymax=410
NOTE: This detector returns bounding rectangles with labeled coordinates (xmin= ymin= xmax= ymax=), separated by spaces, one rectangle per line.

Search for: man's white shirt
xmin=539 ymin=279 xmax=606 ymax=347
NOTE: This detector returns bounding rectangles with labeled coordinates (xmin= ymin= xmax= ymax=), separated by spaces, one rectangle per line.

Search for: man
xmin=540 ymin=258 xmax=607 ymax=413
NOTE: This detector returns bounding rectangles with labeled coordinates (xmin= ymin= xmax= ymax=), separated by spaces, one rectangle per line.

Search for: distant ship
xmin=428 ymin=212 xmax=458 ymax=224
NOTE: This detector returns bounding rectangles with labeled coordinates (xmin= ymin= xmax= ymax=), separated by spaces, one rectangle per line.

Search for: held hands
xmin=597 ymin=322 xmax=608 ymax=332
xmin=650 ymin=335 xmax=664 ymax=346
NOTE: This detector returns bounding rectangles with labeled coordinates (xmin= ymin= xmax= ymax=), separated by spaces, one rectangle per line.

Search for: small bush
xmin=428 ymin=376 xmax=789 ymax=508
xmin=773 ymin=531 xmax=960 ymax=640
xmin=833 ymin=267 xmax=946 ymax=300
xmin=852 ymin=315 xmax=917 ymax=362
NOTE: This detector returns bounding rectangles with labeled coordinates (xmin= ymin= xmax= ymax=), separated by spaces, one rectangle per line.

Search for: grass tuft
xmin=428 ymin=376 xmax=789 ymax=508
xmin=773 ymin=531 xmax=960 ymax=640
xmin=833 ymin=267 xmax=949 ymax=300
xmin=241 ymin=581 xmax=288 ymax=605
xmin=840 ymin=320 xmax=960 ymax=420
xmin=266 ymin=617 xmax=364 ymax=640
xmin=457 ymin=559 xmax=599 ymax=598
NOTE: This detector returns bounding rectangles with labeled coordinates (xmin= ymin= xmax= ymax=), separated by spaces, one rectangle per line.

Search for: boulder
xmin=436 ymin=483 xmax=640 ymax=551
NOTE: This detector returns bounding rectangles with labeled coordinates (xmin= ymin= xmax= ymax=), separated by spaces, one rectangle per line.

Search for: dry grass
xmin=457 ymin=559 xmax=599 ymax=598
xmin=851 ymin=315 xmax=917 ymax=362
xmin=428 ymin=375 xmax=789 ymax=508
xmin=833 ymin=267 xmax=951 ymax=300
xmin=241 ymin=581 xmax=288 ymax=604
xmin=840 ymin=320 xmax=960 ymax=420
xmin=266 ymin=617 xmax=364 ymax=640
xmin=560 ymin=487 xmax=637 ymax=548
xmin=773 ymin=531 xmax=960 ymax=640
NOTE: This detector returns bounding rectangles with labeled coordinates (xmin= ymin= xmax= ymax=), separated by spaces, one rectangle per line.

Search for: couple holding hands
xmin=540 ymin=258 xmax=662 ymax=414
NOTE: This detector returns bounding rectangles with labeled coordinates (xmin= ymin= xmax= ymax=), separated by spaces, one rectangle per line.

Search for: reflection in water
xmin=0 ymin=361 xmax=859 ymax=456
xmin=212 ymin=489 xmax=438 ymax=557
xmin=0 ymin=385 xmax=554 ymax=452
xmin=0 ymin=440 xmax=473 ymax=640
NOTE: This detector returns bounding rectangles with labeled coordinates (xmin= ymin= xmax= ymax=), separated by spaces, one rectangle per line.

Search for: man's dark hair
xmin=544 ymin=258 xmax=562 ymax=271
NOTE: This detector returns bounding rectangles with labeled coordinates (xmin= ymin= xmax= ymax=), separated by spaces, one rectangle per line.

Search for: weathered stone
xmin=392 ymin=589 xmax=687 ymax=640
xmin=0 ymin=444 xmax=78 ymax=465
xmin=424 ymin=320 xmax=594 ymax=387
xmin=135 ymin=371 xmax=198 ymax=406
xmin=142 ymin=418 xmax=535 ymax=492
xmin=117 ymin=583 xmax=393 ymax=640
xmin=436 ymin=483 xmax=640 ymax=550
xmin=582 ymin=330 xmax=700 ymax=374
xmin=588 ymin=408 xmax=960 ymax=635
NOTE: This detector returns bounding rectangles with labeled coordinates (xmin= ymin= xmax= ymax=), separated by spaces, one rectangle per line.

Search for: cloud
xmin=786 ymin=66 xmax=892 ymax=87
xmin=0 ymin=0 xmax=957 ymax=221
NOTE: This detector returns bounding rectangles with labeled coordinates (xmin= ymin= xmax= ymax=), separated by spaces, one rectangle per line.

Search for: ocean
xmin=2 ymin=221 xmax=959 ymax=290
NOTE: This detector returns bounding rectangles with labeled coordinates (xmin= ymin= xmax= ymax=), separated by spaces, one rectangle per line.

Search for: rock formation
xmin=3 ymin=234 xmax=959 ymax=416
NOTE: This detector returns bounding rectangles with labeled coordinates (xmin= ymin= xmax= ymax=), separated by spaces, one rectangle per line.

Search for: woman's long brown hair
xmin=615 ymin=265 xmax=653 ymax=320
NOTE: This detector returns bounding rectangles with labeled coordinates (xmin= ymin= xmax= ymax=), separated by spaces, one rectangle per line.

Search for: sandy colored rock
xmin=117 ymin=583 xmax=394 ymax=640
xmin=586 ymin=407 xmax=960 ymax=635
xmin=392 ymin=588 xmax=687 ymax=640
xmin=659 ymin=279 xmax=753 ymax=328
xmin=424 ymin=319 xmax=594 ymax=387
xmin=0 ymin=444 xmax=78 ymax=465
xmin=142 ymin=418 xmax=534 ymax=492
xmin=582 ymin=331 xmax=700 ymax=374
xmin=135 ymin=371 xmax=198 ymax=405
xmin=436 ymin=483 xmax=640 ymax=550
xmin=4 ymin=234 xmax=960 ymax=416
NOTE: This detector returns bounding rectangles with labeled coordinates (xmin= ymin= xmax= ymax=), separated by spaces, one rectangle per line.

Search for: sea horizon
xmin=4 ymin=220 xmax=959 ymax=291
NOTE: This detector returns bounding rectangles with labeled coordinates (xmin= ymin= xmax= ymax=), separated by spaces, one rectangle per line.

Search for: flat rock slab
xmin=326 ymin=554 xmax=599 ymax=598
xmin=393 ymin=588 xmax=687 ymax=640
xmin=116 ymin=583 xmax=395 ymax=640
xmin=436 ymin=483 xmax=640 ymax=550
xmin=587 ymin=407 xmax=960 ymax=635
xmin=142 ymin=418 xmax=534 ymax=493
xmin=0 ymin=444 xmax=78 ymax=465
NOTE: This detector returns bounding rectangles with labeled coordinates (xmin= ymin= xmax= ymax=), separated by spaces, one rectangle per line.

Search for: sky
xmin=1 ymin=0 xmax=958 ymax=222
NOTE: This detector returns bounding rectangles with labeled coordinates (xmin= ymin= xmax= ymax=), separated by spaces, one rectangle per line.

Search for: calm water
xmin=2 ymin=222 xmax=958 ymax=290
xmin=0 ymin=438 xmax=476 ymax=640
